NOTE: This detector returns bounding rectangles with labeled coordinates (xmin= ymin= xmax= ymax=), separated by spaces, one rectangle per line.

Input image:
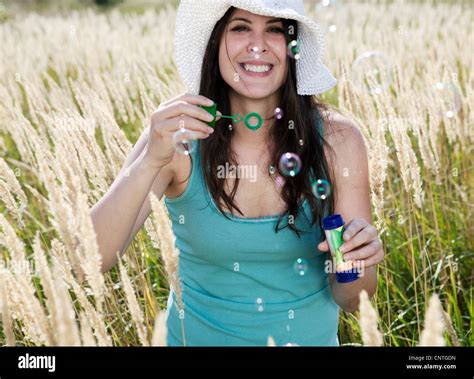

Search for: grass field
xmin=0 ymin=0 xmax=472 ymax=346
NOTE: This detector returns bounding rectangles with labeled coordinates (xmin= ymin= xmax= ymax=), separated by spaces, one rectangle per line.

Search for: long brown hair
xmin=193 ymin=7 xmax=336 ymax=237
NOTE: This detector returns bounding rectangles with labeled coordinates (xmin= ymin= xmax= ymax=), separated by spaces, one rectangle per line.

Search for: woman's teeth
xmin=243 ymin=64 xmax=272 ymax=73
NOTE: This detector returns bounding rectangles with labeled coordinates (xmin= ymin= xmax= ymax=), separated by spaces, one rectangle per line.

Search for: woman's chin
xmin=230 ymin=86 xmax=279 ymax=101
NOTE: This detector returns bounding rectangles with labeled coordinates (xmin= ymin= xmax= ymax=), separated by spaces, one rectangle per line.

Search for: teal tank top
xmin=164 ymin=108 xmax=340 ymax=346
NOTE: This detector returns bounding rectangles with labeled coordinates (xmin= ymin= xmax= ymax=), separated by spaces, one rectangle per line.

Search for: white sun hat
xmin=174 ymin=0 xmax=337 ymax=96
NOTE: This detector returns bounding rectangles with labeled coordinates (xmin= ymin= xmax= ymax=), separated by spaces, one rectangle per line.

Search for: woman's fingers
xmin=154 ymin=101 xmax=215 ymax=124
xmin=343 ymin=238 xmax=382 ymax=262
xmin=162 ymin=115 xmax=214 ymax=138
xmin=340 ymin=224 xmax=376 ymax=253
xmin=317 ymin=240 xmax=329 ymax=252
xmin=342 ymin=219 xmax=367 ymax=240
xmin=161 ymin=93 xmax=214 ymax=108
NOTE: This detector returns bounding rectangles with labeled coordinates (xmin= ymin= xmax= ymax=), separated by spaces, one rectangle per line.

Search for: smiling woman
xmin=223 ymin=14 xmax=287 ymax=90
xmin=90 ymin=0 xmax=384 ymax=346
xmin=160 ymin=0 xmax=382 ymax=346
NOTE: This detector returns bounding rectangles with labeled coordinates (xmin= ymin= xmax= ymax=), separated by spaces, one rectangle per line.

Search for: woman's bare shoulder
xmin=320 ymin=108 xmax=366 ymax=155
xmin=318 ymin=108 xmax=368 ymax=180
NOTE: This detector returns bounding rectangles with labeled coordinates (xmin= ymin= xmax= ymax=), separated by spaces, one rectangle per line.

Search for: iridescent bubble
xmin=293 ymin=258 xmax=308 ymax=276
xmin=312 ymin=179 xmax=331 ymax=200
xmin=278 ymin=152 xmax=302 ymax=177
xmin=275 ymin=175 xmax=285 ymax=188
xmin=256 ymin=297 xmax=265 ymax=312
xmin=287 ymin=40 xmax=301 ymax=60
xmin=274 ymin=107 xmax=284 ymax=120
xmin=251 ymin=46 xmax=260 ymax=59
xmin=351 ymin=51 xmax=393 ymax=94
xmin=321 ymin=0 xmax=338 ymax=7
xmin=268 ymin=164 xmax=277 ymax=175
xmin=315 ymin=0 xmax=341 ymax=34
xmin=172 ymin=128 xmax=197 ymax=156
xmin=432 ymin=82 xmax=462 ymax=119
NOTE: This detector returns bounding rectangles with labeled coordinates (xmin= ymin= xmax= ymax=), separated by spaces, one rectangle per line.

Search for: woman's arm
xmin=90 ymin=128 xmax=174 ymax=273
xmin=318 ymin=115 xmax=384 ymax=313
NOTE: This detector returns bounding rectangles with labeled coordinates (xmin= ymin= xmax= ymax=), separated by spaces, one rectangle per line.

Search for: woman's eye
xmin=231 ymin=25 xmax=249 ymax=32
xmin=230 ymin=25 xmax=284 ymax=33
xmin=269 ymin=27 xmax=284 ymax=33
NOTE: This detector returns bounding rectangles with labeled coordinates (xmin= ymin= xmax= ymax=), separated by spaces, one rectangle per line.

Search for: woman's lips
xmin=238 ymin=63 xmax=274 ymax=78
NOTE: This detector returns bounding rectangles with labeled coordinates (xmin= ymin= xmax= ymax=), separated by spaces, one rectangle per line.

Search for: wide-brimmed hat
xmin=174 ymin=0 xmax=337 ymax=96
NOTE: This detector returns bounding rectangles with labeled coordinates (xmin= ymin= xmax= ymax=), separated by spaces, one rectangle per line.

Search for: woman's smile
xmin=238 ymin=60 xmax=275 ymax=78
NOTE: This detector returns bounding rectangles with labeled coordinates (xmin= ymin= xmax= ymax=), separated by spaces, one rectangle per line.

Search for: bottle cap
xmin=322 ymin=214 xmax=344 ymax=230
xmin=336 ymin=268 xmax=360 ymax=283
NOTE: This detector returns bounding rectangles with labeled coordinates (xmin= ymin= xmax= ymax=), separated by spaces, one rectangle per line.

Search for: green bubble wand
xmin=200 ymin=103 xmax=264 ymax=131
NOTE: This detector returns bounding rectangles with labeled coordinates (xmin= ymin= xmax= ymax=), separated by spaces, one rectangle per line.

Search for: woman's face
xmin=218 ymin=9 xmax=288 ymax=100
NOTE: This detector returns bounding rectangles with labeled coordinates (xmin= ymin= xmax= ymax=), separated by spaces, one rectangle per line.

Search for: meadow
xmin=0 ymin=0 xmax=472 ymax=346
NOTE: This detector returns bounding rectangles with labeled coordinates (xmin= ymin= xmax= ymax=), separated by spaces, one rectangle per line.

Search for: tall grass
xmin=0 ymin=0 xmax=472 ymax=346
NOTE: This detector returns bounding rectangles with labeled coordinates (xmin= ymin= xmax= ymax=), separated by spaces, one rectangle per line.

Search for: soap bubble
xmin=251 ymin=46 xmax=260 ymax=59
xmin=312 ymin=179 xmax=331 ymax=200
xmin=315 ymin=0 xmax=341 ymax=34
xmin=293 ymin=258 xmax=308 ymax=276
xmin=278 ymin=152 xmax=302 ymax=177
xmin=351 ymin=51 xmax=393 ymax=94
xmin=287 ymin=40 xmax=301 ymax=60
xmin=274 ymin=107 xmax=284 ymax=120
xmin=172 ymin=128 xmax=197 ymax=156
xmin=432 ymin=82 xmax=462 ymax=118
xmin=268 ymin=164 xmax=277 ymax=175
xmin=320 ymin=0 xmax=339 ymax=9
xmin=256 ymin=297 xmax=265 ymax=312
xmin=275 ymin=175 xmax=285 ymax=188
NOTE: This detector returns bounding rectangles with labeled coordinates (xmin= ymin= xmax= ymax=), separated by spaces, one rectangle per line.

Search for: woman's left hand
xmin=317 ymin=218 xmax=384 ymax=268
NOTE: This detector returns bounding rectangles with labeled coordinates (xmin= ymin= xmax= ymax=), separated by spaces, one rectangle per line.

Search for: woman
xmin=91 ymin=0 xmax=384 ymax=346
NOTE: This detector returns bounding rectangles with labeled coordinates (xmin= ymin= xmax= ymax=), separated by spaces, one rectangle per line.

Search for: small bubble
xmin=275 ymin=175 xmax=285 ymax=188
xmin=278 ymin=152 xmax=302 ymax=177
xmin=287 ymin=40 xmax=301 ymax=60
xmin=274 ymin=107 xmax=284 ymax=120
xmin=432 ymin=82 xmax=462 ymax=119
xmin=256 ymin=297 xmax=265 ymax=312
xmin=298 ymin=139 xmax=304 ymax=146
xmin=228 ymin=124 xmax=233 ymax=130
xmin=172 ymin=128 xmax=197 ymax=156
xmin=251 ymin=46 xmax=260 ymax=59
xmin=312 ymin=179 xmax=331 ymax=200
xmin=293 ymin=258 xmax=308 ymax=276
xmin=351 ymin=51 xmax=393 ymax=94
xmin=268 ymin=164 xmax=277 ymax=175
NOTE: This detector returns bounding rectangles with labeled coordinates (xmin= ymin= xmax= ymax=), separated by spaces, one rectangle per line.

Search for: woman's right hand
xmin=143 ymin=93 xmax=217 ymax=169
